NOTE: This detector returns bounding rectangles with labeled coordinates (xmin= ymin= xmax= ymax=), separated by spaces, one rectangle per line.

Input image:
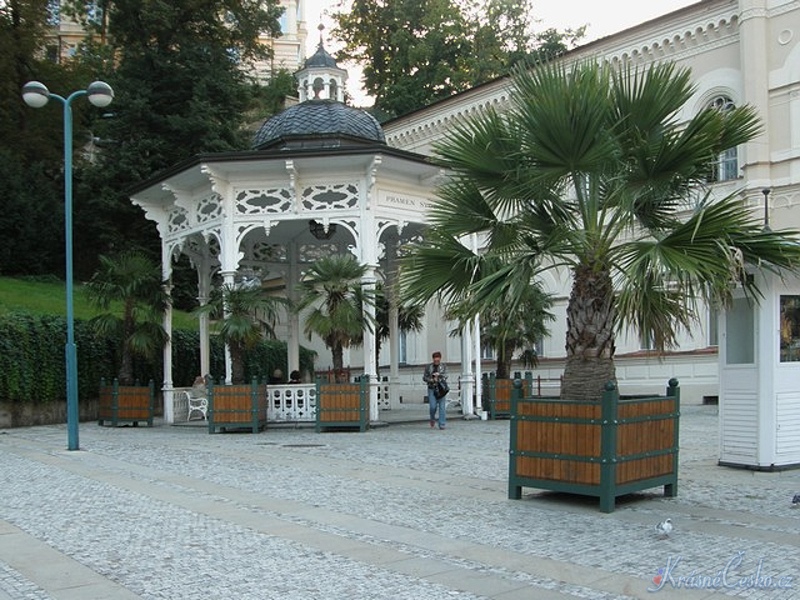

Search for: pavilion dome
xmin=252 ymin=99 xmax=386 ymax=150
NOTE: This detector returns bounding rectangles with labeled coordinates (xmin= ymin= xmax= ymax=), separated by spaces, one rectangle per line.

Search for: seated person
xmin=289 ymin=370 xmax=302 ymax=384
xmin=191 ymin=375 xmax=207 ymax=398
xmin=268 ymin=368 xmax=284 ymax=384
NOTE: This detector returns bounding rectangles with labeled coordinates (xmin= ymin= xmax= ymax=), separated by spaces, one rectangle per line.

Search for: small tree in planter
xmin=196 ymin=282 xmax=287 ymax=384
xmin=295 ymin=255 xmax=375 ymax=383
xmin=86 ymin=250 xmax=168 ymax=386
xmin=401 ymin=60 xmax=800 ymax=401
xmin=87 ymin=251 xmax=165 ymax=426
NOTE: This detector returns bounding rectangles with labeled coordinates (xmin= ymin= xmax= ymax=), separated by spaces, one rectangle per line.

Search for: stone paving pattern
xmin=0 ymin=404 xmax=798 ymax=599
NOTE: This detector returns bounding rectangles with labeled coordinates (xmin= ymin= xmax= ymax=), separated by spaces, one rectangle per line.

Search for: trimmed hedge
xmin=0 ymin=311 xmax=315 ymax=405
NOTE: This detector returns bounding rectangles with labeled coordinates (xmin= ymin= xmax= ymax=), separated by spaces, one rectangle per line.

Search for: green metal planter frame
xmin=485 ymin=373 xmax=533 ymax=419
xmin=207 ymin=378 xmax=268 ymax=434
xmin=508 ymin=378 xmax=680 ymax=512
xmin=315 ymin=378 xmax=369 ymax=432
xmin=98 ymin=379 xmax=155 ymax=427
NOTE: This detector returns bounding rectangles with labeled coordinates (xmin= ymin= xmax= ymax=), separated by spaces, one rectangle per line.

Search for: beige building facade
xmin=382 ymin=0 xmax=800 ymax=405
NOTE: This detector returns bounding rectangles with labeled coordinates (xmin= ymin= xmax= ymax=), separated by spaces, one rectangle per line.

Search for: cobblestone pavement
xmin=0 ymin=405 xmax=798 ymax=600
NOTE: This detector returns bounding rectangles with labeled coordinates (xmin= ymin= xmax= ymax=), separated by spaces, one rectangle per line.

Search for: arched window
xmin=312 ymin=77 xmax=324 ymax=98
xmin=706 ymin=95 xmax=739 ymax=182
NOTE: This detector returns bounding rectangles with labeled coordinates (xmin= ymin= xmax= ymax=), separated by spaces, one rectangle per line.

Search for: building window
xmin=85 ymin=1 xmax=103 ymax=25
xmin=45 ymin=45 xmax=59 ymax=63
xmin=398 ymin=330 xmax=407 ymax=365
xmin=481 ymin=344 xmax=494 ymax=360
xmin=47 ymin=0 xmax=60 ymax=25
xmin=726 ymin=297 xmax=754 ymax=365
xmin=640 ymin=333 xmax=654 ymax=351
xmin=706 ymin=95 xmax=739 ymax=183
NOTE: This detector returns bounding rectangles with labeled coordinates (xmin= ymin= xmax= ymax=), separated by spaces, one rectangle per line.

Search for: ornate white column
xmin=220 ymin=270 xmax=235 ymax=384
xmin=460 ymin=321 xmax=475 ymax=416
xmin=361 ymin=156 xmax=382 ymax=421
xmin=162 ymin=276 xmax=175 ymax=424
xmin=203 ymin=166 xmax=237 ymax=384
xmin=388 ymin=301 xmax=399 ymax=404
xmin=362 ymin=265 xmax=379 ymax=421
xmin=384 ymin=235 xmax=400 ymax=408
xmin=288 ymin=241 xmax=301 ymax=375
xmin=197 ymin=257 xmax=212 ymax=377
xmin=473 ymin=314 xmax=482 ymax=413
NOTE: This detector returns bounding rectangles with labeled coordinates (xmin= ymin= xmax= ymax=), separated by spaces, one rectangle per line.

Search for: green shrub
xmin=0 ymin=311 xmax=316 ymax=404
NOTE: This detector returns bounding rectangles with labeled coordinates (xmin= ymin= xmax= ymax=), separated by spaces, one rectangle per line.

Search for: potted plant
xmin=88 ymin=251 xmax=167 ymax=426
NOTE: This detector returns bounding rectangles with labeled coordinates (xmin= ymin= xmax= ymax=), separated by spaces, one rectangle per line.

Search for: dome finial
xmin=318 ymin=23 xmax=325 ymax=47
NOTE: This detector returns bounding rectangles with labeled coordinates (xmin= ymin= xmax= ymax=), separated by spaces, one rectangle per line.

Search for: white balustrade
xmin=267 ymin=384 xmax=317 ymax=422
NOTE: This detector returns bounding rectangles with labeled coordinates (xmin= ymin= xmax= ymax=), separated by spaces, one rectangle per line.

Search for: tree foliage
xmin=67 ymin=0 xmax=284 ymax=276
xmin=85 ymin=250 xmax=169 ymax=385
xmin=195 ymin=282 xmax=288 ymax=384
xmin=0 ymin=0 xmax=96 ymax=276
xmin=295 ymin=255 xmax=373 ymax=381
xmin=401 ymin=60 xmax=800 ymax=400
xmin=331 ymin=0 xmax=584 ymax=117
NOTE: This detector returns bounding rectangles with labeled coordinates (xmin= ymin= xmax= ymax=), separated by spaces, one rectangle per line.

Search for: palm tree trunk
xmin=119 ymin=301 xmax=136 ymax=385
xmin=332 ymin=343 xmax=346 ymax=382
xmin=231 ymin=344 xmax=246 ymax=384
xmin=561 ymin=263 xmax=616 ymax=401
xmin=496 ymin=339 xmax=515 ymax=379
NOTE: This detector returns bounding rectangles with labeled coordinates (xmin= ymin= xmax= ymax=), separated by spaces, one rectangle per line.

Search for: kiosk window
xmin=780 ymin=295 xmax=800 ymax=362
xmin=726 ymin=297 xmax=754 ymax=365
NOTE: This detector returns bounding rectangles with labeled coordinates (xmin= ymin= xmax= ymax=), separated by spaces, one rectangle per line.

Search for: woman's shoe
xmin=430 ymin=420 xmax=435 ymax=428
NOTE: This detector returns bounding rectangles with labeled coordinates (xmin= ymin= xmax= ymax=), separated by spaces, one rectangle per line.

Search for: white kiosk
xmin=719 ymin=271 xmax=800 ymax=469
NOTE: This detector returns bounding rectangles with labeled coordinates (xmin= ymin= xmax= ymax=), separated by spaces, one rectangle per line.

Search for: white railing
xmin=172 ymin=388 xmax=191 ymax=421
xmin=266 ymin=384 xmax=317 ymax=423
xmin=377 ymin=379 xmax=390 ymax=409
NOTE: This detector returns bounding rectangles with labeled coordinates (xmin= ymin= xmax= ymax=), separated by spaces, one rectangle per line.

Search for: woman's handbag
xmin=433 ymin=379 xmax=450 ymax=399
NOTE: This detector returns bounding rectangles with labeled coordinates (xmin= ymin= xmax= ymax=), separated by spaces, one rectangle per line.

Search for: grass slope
xmin=0 ymin=276 xmax=197 ymax=330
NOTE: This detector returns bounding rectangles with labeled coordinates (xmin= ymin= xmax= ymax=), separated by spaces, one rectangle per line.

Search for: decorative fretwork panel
xmin=252 ymin=241 xmax=286 ymax=262
xmin=196 ymin=193 xmax=222 ymax=223
xmin=236 ymin=188 xmax=292 ymax=214
xmin=302 ymin=183 xmax=359 ymax=210
xmin=299 ymin=243 xmax=341 ymax=262
xmin=167 ymin=207 xmax=190 ymax=233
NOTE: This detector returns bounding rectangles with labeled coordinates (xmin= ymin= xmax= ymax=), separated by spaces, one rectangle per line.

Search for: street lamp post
xmin=22 ymin=80 xmax=114 ymax=451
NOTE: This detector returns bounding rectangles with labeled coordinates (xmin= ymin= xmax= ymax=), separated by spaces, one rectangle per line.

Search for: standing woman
xmin=423 ymin=351 xmax=448 ymax=429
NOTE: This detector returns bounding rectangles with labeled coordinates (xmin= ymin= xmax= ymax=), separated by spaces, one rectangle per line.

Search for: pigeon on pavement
xmin=792 ymin=493 xmax=800 ymax=507
xmin=655 ymin=518 xmax=673 ymax=538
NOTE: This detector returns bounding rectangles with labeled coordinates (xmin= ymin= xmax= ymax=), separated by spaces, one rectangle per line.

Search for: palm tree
xmin=86 ymin=250 xmax=169 ymax=385
xmin=401 ymin=60 xmax=800 ymax=401
xmin=196 ymin=283 xmax=287 ymax=384
xmin=475 ymin=283 xmax=553 ymax=379
xmin=402 ymin=238 xmax=553 ymax=379
xmin=295 ymin=255 xmax=373 ymax=382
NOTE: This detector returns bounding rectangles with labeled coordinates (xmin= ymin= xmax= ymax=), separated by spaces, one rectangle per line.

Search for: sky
xmin=302 ymin=0 xmax=700 ymax=104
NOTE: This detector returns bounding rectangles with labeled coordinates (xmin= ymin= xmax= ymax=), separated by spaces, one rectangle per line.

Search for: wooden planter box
xmin=316 ymin=379 xmax=368 ymax=432
xmin=508 ymin=379 xmax=680 ymax=512
xmin=98 ymin=379 xmax=155 ymax=427
xmin=207 ymin=379 xmax=268 ymax=434
xmin=485 ymin=374 xmax=532 ymax=419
